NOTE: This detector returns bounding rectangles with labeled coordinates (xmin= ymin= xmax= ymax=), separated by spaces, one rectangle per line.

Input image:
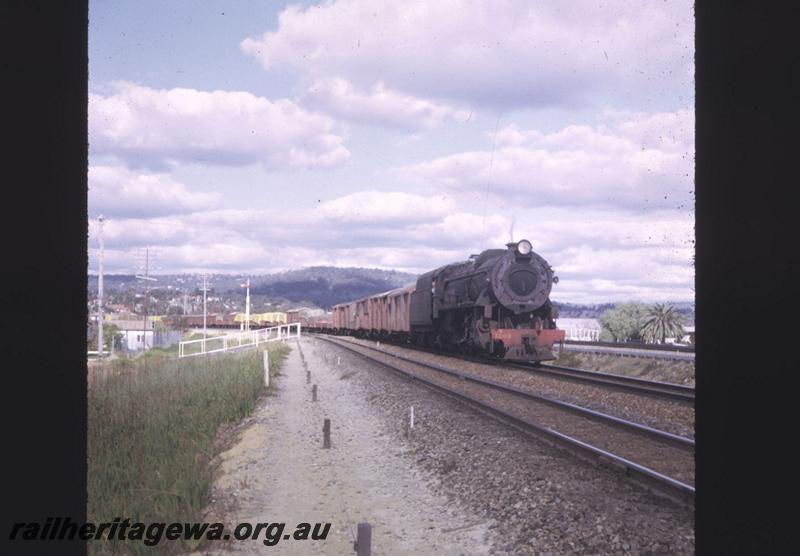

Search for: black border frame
xmin=3 ymin=1 xmax=799 ymax=554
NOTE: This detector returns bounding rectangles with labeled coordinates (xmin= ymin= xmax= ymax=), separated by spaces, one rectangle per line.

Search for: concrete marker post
xmin=312 ymin=384 xmax=317 ymax=402
xmin=323 ymin=418 xmax=331 ymax=449
xmin=355 ymin=523 xmax=372 ymax=556
xmin=307 ymin=370 xmax=311 ymax=383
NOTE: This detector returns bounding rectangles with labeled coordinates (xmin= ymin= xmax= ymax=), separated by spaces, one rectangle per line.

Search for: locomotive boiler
xmin=408 ymin=239 xmax=564 ymax=361
xmin=330 ymin=240 xmax=565 ymax=363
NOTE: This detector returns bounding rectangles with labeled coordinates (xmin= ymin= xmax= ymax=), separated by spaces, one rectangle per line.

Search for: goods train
xmin=315 ymin=240 xmax=565 ymax=362
xmin=163 ymin=313 xmax=285 ymax=329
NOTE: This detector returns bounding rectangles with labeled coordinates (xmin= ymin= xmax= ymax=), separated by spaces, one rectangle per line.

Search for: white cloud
xmin=316 ymin=190 xmax=456 ymax=224
xmin=396 ymin=108 xmax=693 ymax=210
xmin=88 ymin=188 xmax=693 ymax=302
xmin=88 ymin=165 xmax=221 ymax=218
xmin=89 ymin=81 xmax=350 ymax=169
xmin=300 ymin=78 xmax=470 ymax=129
xmin=241 ymin=0 xmax=693 ymax=108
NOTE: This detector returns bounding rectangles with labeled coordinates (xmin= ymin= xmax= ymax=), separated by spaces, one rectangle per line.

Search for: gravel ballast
xmin=328 ymin=337 xmax=694 ymax=486
xmin=313 ymin=336 xmax=694 ymax=554
xmin=347 ymin=337 xmax=695 ymax=439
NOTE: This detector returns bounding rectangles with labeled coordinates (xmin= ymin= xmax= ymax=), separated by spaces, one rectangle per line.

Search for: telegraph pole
xmin=97 ymin=215 xmax=104 ymax=357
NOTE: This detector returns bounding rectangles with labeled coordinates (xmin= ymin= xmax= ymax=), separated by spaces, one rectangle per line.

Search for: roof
xmin=108 ymin=319 xmax=155 ymax=331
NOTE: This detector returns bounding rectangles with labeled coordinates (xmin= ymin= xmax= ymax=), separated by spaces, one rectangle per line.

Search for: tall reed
xmin=87 ymin=343 xmax=289 ymax=554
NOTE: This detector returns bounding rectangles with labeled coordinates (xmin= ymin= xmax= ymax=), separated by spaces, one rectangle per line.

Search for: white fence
xmin=178 ymin=323 xmax=301 ymax=358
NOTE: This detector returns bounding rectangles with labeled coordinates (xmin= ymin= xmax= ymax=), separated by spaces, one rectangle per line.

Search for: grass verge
xmin=87 ymin=342 xmax=290 ymax=555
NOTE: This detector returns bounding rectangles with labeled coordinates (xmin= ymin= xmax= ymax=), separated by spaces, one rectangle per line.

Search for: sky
xmin=88 ymin=0 xmax=694 ymax=304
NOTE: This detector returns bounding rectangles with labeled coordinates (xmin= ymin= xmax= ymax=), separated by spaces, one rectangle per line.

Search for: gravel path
xmin=315 ymin=336 xmax=694 ymax=554
xmin=199 ymin=338 xmax=497 ymax=555
xmin=347 ymin=337 xmax=695 ymax=439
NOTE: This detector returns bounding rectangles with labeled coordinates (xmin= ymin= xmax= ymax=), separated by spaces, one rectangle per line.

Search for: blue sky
xmin=88 ymin=0 xmax=694 ymax=303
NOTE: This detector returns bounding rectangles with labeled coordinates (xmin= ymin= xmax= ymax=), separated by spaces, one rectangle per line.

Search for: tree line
xmin=599 ymin=302 xmax=690 ymax=344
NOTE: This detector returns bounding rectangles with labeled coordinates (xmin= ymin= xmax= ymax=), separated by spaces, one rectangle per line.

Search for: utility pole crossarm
xmin=134 ymin=247 xmax=158 ymax=353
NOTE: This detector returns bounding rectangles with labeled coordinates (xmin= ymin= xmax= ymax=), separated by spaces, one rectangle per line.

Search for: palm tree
xmin=640 ymin=303 xmax=685 ymax=344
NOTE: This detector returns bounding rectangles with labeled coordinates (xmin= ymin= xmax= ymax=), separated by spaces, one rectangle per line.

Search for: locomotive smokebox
xmin=490 ymin=241 xmax=554 ymax=313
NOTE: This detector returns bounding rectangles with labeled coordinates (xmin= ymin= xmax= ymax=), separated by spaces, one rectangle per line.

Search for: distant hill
xmin=88 ymin=267 xmax=417 ymax=310
xmin=553 ymin=301 xmax=694 ymax=325
xmin=553 ymin=302 xmax=616 ymax=319
xmin=88 ymin=270 xmax=693 ymax=319
xmin=249 ymin=267 xmax=416 ymax=309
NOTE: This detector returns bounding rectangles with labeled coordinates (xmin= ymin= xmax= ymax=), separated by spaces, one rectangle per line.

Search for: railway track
xmin=318 ymin=333 xmax=694 ymax=404
xmin=318 ymin=335 xmax=695 ymax=505
xmin=565 ymin=339 xmax=694 ymax=353
xmin=516 ymin=362 xmax=695 ymax=404
xmin=557 ymin=342 xmax=695 ymax=362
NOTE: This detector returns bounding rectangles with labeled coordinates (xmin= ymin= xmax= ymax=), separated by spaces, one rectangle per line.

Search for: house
xmin=109 ymin=319 xmax=155 ymax=351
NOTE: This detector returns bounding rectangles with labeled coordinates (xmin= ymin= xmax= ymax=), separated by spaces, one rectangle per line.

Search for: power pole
xmin=97 ymin=215 xmax=104 ymax=357
xmin=241 ymin=278 xmax=251 ymax=331
xmin=135 ymin=247 xmax=157 ymax=353
xmin=143 ymin=247 xmax=149 ymax=352
xmin=200 ymin=274 xmax=210 ymax=351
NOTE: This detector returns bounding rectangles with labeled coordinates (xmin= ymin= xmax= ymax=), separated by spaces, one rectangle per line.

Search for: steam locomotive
xmin=328 ymin=240 xmax=565 ymax=362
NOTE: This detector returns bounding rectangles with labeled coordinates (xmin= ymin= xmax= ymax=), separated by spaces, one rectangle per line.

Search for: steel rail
xmin=334 ymin=337 xmax=694 ymax=452
xmin=317 ymin=335 xmax=695 ymax=505
xmin=564 ymin=339 xmax=694 ymax=353
xmin=318 ymin=333 xmax=695 ymax=404
xmin=517 ymin=362 xmax=695 ymax=404
xmin=557 ymin=343 xmax=695 ymax=362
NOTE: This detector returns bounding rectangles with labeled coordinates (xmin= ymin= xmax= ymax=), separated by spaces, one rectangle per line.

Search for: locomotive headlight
xmin=517 ymin=239 xmax=532 ymax=255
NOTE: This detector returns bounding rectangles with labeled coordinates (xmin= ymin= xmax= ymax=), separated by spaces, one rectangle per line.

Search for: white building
xmin=556 ymin=318 xmax=602 ymax=341
xmin=110 ymin=319 xmax=155 ymax=351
